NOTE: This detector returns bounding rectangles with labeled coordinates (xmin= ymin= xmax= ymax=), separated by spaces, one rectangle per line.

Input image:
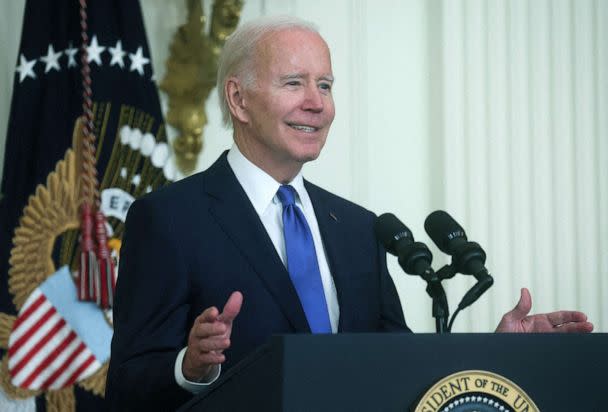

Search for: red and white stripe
xmin=8 ymin=289 xmax=101 ymax=390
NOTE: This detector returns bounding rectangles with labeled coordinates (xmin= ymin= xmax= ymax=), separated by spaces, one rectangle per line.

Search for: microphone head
xmin=424 ymin=210 xmax=467 ymax=254
xmin=374 ymin=213 xmax=414 ymax=256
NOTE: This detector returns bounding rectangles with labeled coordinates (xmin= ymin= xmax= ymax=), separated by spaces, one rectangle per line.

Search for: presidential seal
xmin=414 ymin=370 xmax=539 ymax=412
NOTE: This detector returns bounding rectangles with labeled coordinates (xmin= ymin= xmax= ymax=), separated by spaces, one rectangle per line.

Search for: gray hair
xmin=216 ymin=15 xmax=319 ymax=128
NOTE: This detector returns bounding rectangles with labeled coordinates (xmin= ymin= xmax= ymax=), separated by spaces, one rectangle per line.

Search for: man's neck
xmin=233 ymin=136 xmax=302 ymax=184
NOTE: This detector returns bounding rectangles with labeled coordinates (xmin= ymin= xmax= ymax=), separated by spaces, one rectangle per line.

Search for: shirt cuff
xmin=174 ymin=347 xmax=221 ymax=394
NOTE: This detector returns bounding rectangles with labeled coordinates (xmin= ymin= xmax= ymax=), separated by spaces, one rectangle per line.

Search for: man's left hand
xmin=495 ymin=288 xmax=594 ymax=333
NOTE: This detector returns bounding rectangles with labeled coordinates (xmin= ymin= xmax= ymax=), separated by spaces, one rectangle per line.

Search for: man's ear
xmin=225 ymin=77 xmax=249 ymax=124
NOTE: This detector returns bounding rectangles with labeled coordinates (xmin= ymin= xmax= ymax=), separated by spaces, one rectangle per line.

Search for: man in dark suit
xmin=106 ymin=15 xmax=593 ymax=411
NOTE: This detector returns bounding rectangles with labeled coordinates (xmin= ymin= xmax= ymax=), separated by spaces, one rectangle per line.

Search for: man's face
xmin=236 ymin=29 xmax=335 ymax=180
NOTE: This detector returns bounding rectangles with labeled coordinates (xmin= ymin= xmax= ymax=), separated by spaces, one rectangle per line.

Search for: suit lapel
xmin=305 ymin=182 xmax=359 ymax=332
xmin=204 ymin=153 xmax=310 ymax=332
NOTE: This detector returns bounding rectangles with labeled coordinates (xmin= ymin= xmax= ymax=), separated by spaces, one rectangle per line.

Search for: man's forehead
xmin=253 ymin=28 xmax=332 ymax=75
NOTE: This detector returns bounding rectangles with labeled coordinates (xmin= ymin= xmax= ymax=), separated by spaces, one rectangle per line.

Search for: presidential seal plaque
xmin=414 ymin=370 xmax=539 ymax=412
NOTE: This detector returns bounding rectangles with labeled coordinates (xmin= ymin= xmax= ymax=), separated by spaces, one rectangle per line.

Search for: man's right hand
xmin=182 ymin=291 xmax=243 ymax=381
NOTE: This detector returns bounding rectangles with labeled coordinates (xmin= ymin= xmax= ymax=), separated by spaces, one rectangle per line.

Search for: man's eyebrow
xmin=278 ymin=73 xmax=335 ymax=82
xmin=279 ymin=73 xmax=305 ymax=81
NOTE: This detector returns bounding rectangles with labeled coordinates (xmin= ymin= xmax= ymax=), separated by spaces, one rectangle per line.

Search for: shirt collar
xmin=227 ymin=144 xmax=306 ymax=215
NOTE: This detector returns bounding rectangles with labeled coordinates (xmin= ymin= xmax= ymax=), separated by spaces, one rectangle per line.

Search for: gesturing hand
xmin=182 ymin=291 xmax=243 ymax=381
xmin=495 ymin=288 xmax=593 ymax=333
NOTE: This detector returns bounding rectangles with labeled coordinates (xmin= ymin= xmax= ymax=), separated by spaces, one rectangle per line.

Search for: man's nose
xmin=302 ymin=84 xmax=324 ymax=112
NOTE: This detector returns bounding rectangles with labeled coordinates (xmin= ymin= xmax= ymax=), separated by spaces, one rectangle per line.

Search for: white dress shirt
xmin=175 ymin=145 xmax=340 ymax=393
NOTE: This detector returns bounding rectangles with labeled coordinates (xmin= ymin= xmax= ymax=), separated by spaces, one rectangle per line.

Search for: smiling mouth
xmin=287 ymin=123 xmax=319 ymax=133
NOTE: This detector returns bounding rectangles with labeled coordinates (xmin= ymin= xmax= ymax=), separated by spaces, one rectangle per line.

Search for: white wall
xmin=1 ymin=0 xmax=606 ymax=333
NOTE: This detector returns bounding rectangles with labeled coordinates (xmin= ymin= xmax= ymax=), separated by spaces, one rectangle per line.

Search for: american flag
xmin=8 ymin=267 xmax=111 ymax=390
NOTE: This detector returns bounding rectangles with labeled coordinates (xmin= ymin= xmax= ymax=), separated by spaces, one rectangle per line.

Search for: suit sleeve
xmin=106 ymin=198 xmax=193 ymax=410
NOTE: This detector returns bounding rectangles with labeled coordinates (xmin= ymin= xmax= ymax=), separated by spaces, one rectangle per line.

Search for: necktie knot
xmin=277 ymin=185 xmax=296 ymax=206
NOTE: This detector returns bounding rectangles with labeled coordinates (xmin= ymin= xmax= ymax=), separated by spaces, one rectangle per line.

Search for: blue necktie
xmin=277 ymin=185 xmax=332 ymax=333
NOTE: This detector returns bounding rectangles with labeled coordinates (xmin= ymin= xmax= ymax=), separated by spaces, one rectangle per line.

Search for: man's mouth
xmin=287 ymin=123 xmax=319 ymax=133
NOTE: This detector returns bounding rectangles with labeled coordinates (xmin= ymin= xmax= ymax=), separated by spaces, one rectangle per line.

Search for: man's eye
xmin=286 ymin=81 xmax=301 ymax=86
xmin=319 ymin=83 xmax=332 ymax=91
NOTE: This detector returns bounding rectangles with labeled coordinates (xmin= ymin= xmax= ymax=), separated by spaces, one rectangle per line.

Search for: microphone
xmin=374 ymin=213 xmax=433 ymax=277
xmin=376 ymin=213 xmax=449 ymax=333
xmin=424 ymin=210 xmax=487 ymax=276
xmin=424 ymin=210 xmax=493 ymax=309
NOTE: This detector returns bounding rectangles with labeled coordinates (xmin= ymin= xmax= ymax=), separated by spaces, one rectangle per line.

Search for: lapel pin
xmin=329 ymin=212 xmax=338 ymax=222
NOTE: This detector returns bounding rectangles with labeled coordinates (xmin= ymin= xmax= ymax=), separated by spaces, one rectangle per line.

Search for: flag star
xmin=40 ymin=44 xmax=62 ymax=73
xmin=15 ymin=54 xmax=37 ymax=82
xmin=109 ymin=40 xmax=126 ymax=68
xmin=131 ymin=174 xmax=141 ymax=187
xmin=64 ymin=42 xmax=78 ymax=68
xmin=87 ymin=35 xmax=105 ymax=65
xmin=128 ymin=46 xmax=150 ymax=76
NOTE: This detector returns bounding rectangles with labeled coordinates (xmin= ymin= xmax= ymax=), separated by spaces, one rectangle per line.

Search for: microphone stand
xmin=420 ymin=268 xmax=450 ymax=333
xmin=389 ymin=237 xmax=454 ymax=333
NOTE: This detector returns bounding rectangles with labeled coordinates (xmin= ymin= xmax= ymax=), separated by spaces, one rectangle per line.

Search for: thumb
xmin=218 ymin=291 xmax=243 ymax=324
xmin=508 ymin=288 xmax=532 ymax=320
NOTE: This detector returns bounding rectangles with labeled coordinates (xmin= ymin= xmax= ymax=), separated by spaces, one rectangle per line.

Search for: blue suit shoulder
xmin=134 ymin=171 xmax=207 ymax=208
xmin=304 ymin=180 xmax=376 ymax=222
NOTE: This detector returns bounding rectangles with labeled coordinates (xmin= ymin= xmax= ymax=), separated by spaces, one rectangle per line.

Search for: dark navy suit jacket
xmin=106 ymin=152 xmax=410 ymax=410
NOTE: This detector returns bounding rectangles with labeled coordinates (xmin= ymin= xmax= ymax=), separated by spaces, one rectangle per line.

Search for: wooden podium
xmin=179 ymin=333 xmax=607 ymax=411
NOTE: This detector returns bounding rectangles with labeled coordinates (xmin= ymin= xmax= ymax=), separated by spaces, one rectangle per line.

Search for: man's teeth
xmin=290 ymin=124 xmax=318 ymax=132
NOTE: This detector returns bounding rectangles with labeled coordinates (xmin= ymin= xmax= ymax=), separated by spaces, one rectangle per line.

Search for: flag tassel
xmin=77 ymin=202 xmax=99 ymax=302
xmin=94 ymin=210 xmax=115 ymax=309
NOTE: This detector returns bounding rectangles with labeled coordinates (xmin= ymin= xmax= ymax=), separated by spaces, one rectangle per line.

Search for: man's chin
xmin=297 ymin=141 xmax=326 ymax=161
xmin=294 ymin=150 xmax=321 ymax=164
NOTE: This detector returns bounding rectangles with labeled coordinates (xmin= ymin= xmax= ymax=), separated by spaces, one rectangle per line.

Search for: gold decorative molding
xmin=8 ymin=119 xmax=83 ymax=310
xmin=160 ymin=0 xmax=243 ymax=174
xmin=45 ymin=386 xmax=76 ymax=412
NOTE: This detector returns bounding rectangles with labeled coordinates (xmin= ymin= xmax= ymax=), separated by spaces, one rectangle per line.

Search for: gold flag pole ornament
xmin=160 ymin=0 xmax=243 ymax=174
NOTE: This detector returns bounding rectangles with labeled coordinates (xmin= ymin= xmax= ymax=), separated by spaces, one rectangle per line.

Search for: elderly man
xmin=106 ymin=15 xmax=592 ymax=411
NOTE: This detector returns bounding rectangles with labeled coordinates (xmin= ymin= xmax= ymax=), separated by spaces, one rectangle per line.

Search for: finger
xmin=192 ymin=322 xmax=228 ymax=339
xmin=197 ymin=306 xmax=220 ymax=324
xmin=507 ymin=288 xmax=532 ymax=320
xmin=546 ymin=310 xmax=588 ymax=326
xmin=197 ymin=337 xmax=231 ymax=353
xmin=218 ymin=291 xmax=243 ymax=324
xmin=182 ymin=348 xmax=225 ymax=379
xmin=552 ymin=321 xmax=594 ymax=333
xmin=195 ymin=351 xmax=226 ymax=366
